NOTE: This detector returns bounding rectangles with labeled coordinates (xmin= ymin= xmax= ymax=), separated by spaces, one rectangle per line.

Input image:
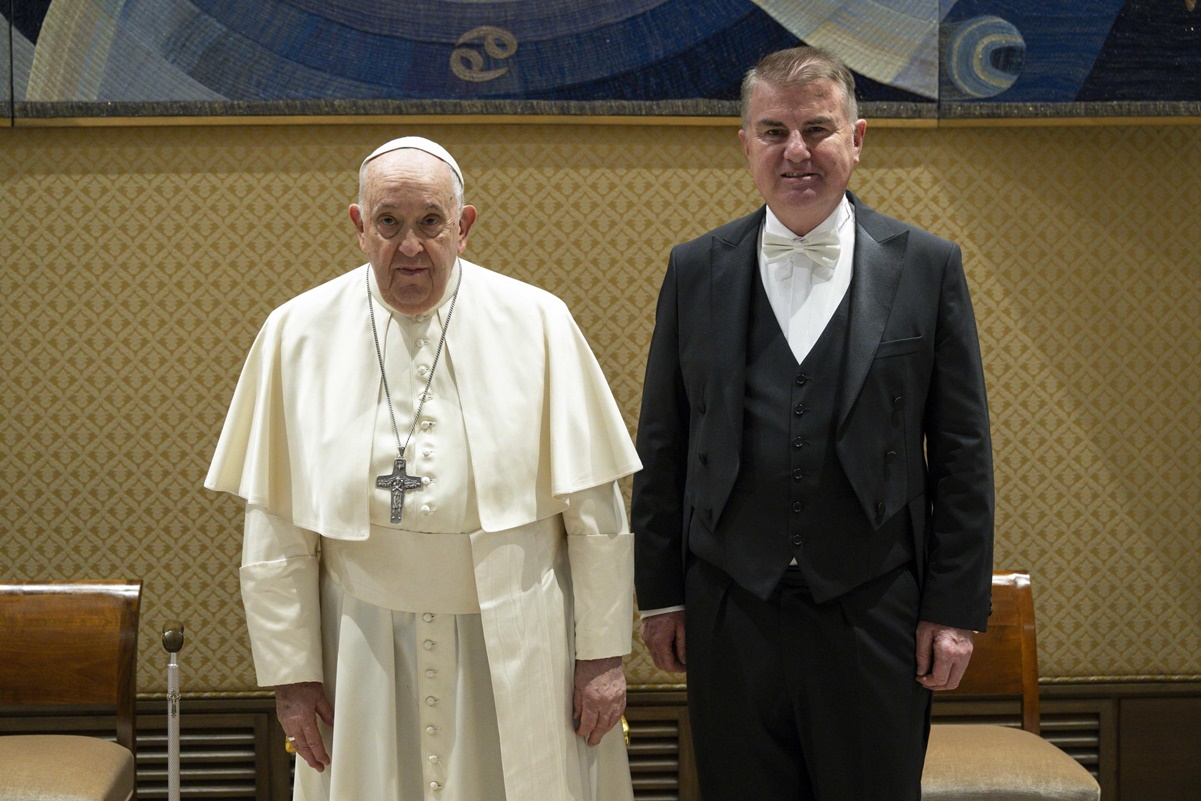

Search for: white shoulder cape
xmin=205 ymin=260 xmax=641 ymax=537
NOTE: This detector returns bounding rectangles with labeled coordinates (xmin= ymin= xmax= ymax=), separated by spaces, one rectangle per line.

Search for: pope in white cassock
xmin=205 ymin=137 xmax=642 ymax=801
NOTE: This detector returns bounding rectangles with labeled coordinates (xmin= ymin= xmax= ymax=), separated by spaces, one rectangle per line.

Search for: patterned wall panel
xmin=1 ymin=121 xmax=1198 ymax=694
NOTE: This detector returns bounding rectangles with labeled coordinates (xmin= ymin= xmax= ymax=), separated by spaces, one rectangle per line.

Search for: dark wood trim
xmin=5 ymin=683 xmax=1199 ymax=800
xmin=1117 ymin=694 xmax=1201 ymax=801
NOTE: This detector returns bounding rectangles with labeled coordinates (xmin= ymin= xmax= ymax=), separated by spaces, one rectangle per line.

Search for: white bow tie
xmin=762 ymin=229 xmax=841 ymax=274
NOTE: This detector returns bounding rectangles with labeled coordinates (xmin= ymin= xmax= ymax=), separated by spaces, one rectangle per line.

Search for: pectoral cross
xmin=376 ymin=457 xmax=424 ymax=524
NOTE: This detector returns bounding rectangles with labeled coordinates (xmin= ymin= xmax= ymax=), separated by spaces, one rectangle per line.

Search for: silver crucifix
xmin=376 ymin=457 xmax=425 ymax=524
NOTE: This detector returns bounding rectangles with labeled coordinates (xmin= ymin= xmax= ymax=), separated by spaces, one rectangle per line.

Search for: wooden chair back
xmin=940 ymin=571 xmax=1040 ymax=734
xmin=0 ymin=580 xmax=142 ymax=752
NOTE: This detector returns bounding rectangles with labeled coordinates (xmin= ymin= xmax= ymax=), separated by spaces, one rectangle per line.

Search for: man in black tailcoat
xmin=632 ymin=46 xmax=995 ymax=801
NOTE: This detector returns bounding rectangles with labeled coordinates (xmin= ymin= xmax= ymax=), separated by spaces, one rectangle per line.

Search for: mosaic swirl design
xmin=7 ymin=0 xmax=1201 ymax=111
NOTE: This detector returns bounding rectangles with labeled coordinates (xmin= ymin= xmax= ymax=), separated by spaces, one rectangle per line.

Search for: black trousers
xmin=685 ymin=558 xmax=931 ymax=801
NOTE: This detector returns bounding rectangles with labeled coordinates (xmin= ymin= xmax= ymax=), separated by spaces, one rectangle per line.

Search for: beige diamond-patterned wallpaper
xmin=1 ymin=120 xmax=1198 ymax=695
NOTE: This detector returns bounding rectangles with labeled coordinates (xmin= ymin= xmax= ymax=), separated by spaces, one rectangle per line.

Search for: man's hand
xmin=640 ymin=610 xmax=687 ymax=673
xmin=275 ymin=681 xmax=334 ymax=771
xmin=573 ymin=656 xmax=626 ymax=747
xmin=915 ymin=620 xmax=974 ymax=690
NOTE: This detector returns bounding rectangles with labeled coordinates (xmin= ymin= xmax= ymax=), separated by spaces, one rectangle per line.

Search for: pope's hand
xmin=275 ymin=681 xmax=334 ymax=771
xmin=573 ymin=656 xmax=626 ymax=747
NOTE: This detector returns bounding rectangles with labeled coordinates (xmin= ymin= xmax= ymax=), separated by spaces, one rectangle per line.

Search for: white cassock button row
xmin=419 ymin=610 xmax=450 ymax=796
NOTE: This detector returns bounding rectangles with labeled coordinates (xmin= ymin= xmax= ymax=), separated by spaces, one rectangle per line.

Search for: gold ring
xmin=621 ymin=716 xmax=630 ymax=747
xmin=285 ymin=736 xmax=297 ymax=754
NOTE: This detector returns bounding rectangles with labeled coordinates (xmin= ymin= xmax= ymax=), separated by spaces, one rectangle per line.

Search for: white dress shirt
xmin=759 ymin=196 xmax=856 ymax=365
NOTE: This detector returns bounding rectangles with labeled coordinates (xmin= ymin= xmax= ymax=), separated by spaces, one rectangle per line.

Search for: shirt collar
xmin=762 ymin=195 xmax=853 ymax=246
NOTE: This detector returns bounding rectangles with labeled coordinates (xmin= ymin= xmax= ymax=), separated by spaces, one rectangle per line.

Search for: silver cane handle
xmin=163 ymin=624 xmax=185 ymax=801
xmin=163 ymin=624 xmax=185 ymax=653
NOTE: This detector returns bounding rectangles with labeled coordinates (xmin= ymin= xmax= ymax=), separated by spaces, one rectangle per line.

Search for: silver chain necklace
xmin=368 ymin=262 xmax=462 ymax=523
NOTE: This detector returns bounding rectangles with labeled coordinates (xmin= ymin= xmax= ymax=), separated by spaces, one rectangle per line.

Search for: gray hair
xmin=740 ymin=46 xmax=859 ymax=126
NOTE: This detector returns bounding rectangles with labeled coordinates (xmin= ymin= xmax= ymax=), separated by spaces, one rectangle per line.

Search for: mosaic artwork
xmin=4 ymin=0 xmax=1201 ymax=118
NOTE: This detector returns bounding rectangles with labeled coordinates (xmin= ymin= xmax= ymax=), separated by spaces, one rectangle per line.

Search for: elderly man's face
xmin=739 ymin=78 xmax=865 ymax=236
xmin=350 ymin=150 xmax=476 ymax=315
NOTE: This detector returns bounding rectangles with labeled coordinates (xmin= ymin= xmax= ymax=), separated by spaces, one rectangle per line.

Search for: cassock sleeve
xmin=240 ymin=504 xmax=325 ymax=686
xmin=561 ymin=482 xmax=634 ymax=660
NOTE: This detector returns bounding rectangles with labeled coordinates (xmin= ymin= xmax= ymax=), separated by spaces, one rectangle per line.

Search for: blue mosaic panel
xmin=941 ymin=0 xmax=1128 ymax=102
xmin=1 ymin=7 xmax=9 ymax=120
xmin=5 ymin=1 xmax=1201 ymax=118
xmin=3 ymin=0 xmax=936 ymax=112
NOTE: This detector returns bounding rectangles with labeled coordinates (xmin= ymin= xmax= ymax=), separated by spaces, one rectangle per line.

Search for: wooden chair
xmin=0 ymin=580 xmax=142 ymax=801
xmin=922 ymin=571 xmax=1101 ymax=800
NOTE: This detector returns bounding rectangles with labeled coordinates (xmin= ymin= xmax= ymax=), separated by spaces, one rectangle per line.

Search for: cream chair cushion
xmin=0 ymin=734 xmax=135 ymax=801
xmin=923 ymin=724 xmax=1101 ymax=801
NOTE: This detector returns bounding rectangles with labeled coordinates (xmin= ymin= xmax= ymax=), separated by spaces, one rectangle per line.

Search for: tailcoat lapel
xmin=839 ymin=194 xmax=910 ymax=428
xmin=708 ymin=209 xmax=763 ymax=448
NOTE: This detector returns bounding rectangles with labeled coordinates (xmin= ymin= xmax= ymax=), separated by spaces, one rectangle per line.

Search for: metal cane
xmin=162 ymin=624 xmax=186 ymax=801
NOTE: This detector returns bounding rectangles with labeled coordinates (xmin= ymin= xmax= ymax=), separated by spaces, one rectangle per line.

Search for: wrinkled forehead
xmin=362 ymin=150 xmax=459 ymax=208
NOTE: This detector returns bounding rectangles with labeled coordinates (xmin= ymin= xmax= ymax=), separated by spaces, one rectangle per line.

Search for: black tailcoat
xmin=632 ymin=191 xmax=994 ymax=632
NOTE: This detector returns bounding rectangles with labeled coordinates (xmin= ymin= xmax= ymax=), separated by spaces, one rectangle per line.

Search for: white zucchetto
xmin=361 ymin=136 xmax=463 ymax=187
